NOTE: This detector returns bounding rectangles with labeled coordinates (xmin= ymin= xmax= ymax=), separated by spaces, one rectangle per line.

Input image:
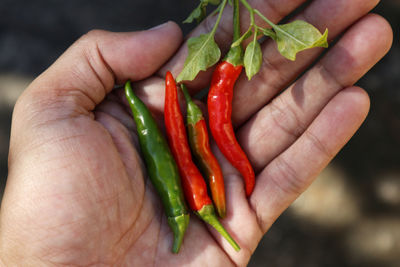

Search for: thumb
xmin=15 ymin=21 xmax=182 ymax=124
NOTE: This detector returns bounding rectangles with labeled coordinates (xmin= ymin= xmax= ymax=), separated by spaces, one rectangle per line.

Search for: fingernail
xmin=148 ymin=21 xmax=170 ymax=31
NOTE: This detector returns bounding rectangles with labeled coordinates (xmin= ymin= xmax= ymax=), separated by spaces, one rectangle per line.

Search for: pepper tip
xmin=216 ymin=206 xmax=226 ymax=219
xmin=168 ymin=214 xmax=190 ymax=254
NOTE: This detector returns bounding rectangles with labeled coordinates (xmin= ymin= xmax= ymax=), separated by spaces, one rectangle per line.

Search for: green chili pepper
xmin=125 ymin=81 xmax=189 ymax=254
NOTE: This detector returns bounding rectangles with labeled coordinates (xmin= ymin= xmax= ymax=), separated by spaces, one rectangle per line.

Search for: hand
xmin=0 ymin=0 xmax=392 ymax=266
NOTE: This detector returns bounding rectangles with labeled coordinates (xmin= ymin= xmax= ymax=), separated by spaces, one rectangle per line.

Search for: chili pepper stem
xmin=180 ymin=83 xmax=192 ymax=104
xmin=196 ymin=205 xmax=240 ymax=251
xmin=225 ymin=0 xmax=243 ymax=66
xmin=168 ymin=214 xmax=190 ymax=253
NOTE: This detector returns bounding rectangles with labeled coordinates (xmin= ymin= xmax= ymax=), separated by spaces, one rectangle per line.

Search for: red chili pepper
xmin=181 ymin=84 xmax=226 ymax=218
xmin=164 ymin=71 xmax=240 ymax=251
xmin=207 ymin=61 xmax=255 ymax=197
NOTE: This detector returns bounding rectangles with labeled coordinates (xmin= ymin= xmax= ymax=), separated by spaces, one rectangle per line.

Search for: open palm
xmin=0 ymin=0 xmax=392 ymax=266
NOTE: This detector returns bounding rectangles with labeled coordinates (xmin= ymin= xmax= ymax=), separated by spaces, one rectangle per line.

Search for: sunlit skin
xmin=0 ymin=0 xmax=392 ymax=266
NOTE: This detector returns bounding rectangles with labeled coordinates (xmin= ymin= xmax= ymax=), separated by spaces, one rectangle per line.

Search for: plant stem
xmin=232 ymin=0 xmax=241 ymax=42
xmin=211 ymin=0 xmax=228 ymax=36
xmin=240 ymin=0 xmax=277 ymax=30
xmin=209 ymin=2 xmax=222 ymax=18
xmin=253 ymin=26 xmax=258 ymax=42
xmin=239 ymin=0 xmax=255 ymax=26
xmin=253 ymin=9 xmax=276 ymax=28
xmin=225 ymin=0 xmax=244 ymax=66
xmin=180 ymin=84 xmax=192 ymax=104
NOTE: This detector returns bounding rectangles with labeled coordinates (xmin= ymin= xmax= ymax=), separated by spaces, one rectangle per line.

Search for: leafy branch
xmin=237 ymin=0 xmax=328 ymax=79
xmin=177 ymin=0 xmax=227 ymax=82
xmin=178 ymin=0 xmax=329 ymax=82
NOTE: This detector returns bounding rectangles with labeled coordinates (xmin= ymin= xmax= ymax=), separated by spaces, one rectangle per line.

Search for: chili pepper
xmin=180 ymin=84 xmax=226 ymax=218
xmin=164 ymin=72 xmax=240 ymax=251
xmin=207 ymin=0 xmax=255 ymax=197
xmin=207 ymin=62 xmax=255 ymax=196
xmin=125 ymin=81 xmax=189 ymax=254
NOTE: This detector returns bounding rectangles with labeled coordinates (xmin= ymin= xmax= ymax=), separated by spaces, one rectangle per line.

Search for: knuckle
xmin=271 ymin=156 xmax=304 ymax=196
xmin=304 ymin=129 xmax=333 ymax=159
xmin=269 ymin=97 xmax=306 ymax=140
xmin=81 ymin=29 xmax=108 ymax=41
xmin=74 ymin=29 xmax=108 ymax=54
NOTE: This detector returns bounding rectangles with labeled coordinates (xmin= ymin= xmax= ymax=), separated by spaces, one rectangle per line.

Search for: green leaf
xmin=231 ymin=27 xmax=253 ymax=47
xmin=262 ymin=28 xmax=277 ymax=40
xmin=177 ymin=33 xmax=221 ymax=82
xmin=208 ymin=0 xmax=221 ymax=5
xmin=272 ymin=20 xmax=328 ymax=61
xmin=244 ymin=38 xmax=262 ymax=80
xmin=183 ymin=0 xmax=221 ymax=24
xmin=183 ymin=2 xmax=207 ymax=24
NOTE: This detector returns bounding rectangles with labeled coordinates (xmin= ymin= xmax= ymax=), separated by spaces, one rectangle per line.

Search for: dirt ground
xmin=0 ymin=0 xmax=399 ymax=266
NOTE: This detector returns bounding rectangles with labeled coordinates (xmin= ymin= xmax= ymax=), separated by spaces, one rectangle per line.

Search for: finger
xmin=238 ymin=14 xmax=392 ymax=172
xmin=232 ymin=0 xmax=381 ymax=126
xmin=158 ymin=0 xmax=308 ymax=89
xmin=14 ymin=22 xmax=182 ymax=128
xmin=250 ymin=86 xmax=370 ymax=232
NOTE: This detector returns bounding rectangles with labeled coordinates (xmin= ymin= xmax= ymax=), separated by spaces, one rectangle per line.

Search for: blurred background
xmin=0 ymin=0 xmax=399 ymax=266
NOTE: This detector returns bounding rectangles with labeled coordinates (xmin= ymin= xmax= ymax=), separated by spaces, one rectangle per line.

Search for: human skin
xmin=0 ymin=0 xmax=392 ymax=266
